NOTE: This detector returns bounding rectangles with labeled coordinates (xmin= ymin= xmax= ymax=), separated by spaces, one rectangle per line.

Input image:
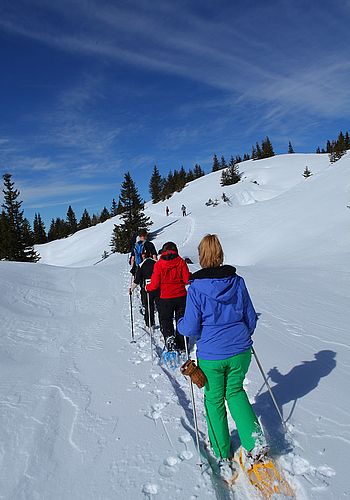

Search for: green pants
xmin=198 ymin=349 xmax=262 ymax=459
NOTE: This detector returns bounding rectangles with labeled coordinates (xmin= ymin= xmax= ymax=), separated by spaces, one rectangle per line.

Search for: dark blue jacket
xmin=177 ymin=265 xmax=257 ymax=360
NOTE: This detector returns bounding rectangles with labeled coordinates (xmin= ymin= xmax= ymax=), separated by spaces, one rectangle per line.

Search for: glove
xmin=180 ymin=359 xmax=206 ymax=389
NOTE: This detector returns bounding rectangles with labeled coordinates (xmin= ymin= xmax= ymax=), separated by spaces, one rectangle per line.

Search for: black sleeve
xmin=134 ymin=266 xmax=142 ymax=285
xmin=148 ymin=241 xmax=157 ymax=256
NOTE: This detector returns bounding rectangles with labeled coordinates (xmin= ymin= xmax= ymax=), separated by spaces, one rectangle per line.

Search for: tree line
xmin=149 ymin=164 xmax=205 ymax=203
xmin=2 ymin=130 xmax=349 ymax=262
xmin=0 ymin=173 xmax=39 ymax=262
xmin=46 ymin=201 xmax=122 ymax=242
xmin=316 ymin=130 xmax=350 ymax=162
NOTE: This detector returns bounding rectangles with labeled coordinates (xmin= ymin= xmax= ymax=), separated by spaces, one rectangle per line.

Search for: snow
xmin=1 ymin=152 xmax=350 ymax=499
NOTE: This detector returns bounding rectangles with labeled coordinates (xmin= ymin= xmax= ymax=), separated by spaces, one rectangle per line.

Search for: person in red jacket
xmin=146 ymin=241 xmax=190 ymax=351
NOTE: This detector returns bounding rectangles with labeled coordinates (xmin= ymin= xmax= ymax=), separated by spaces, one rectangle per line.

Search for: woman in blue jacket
xmin=177 ymin=234 xmax=266 ymax=467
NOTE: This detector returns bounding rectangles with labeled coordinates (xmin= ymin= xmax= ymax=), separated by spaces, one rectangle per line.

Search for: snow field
xmin=1 ymin=151 xmax=349 ymax=498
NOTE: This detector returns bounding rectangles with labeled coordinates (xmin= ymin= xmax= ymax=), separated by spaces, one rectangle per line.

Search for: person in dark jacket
xmin=130 ymin=229 xmax=157 ymax=276
xmin=146 ymin=242 xmax=190 ymax=351
xmin=130 ymin=248 xmax=158 ymax=328
xmin=177 ymin=234 xmax=266 ymax=466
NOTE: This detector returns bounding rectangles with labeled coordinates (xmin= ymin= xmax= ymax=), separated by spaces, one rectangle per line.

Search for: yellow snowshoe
xmin=239 ymin=448 xmax=295 ymax=498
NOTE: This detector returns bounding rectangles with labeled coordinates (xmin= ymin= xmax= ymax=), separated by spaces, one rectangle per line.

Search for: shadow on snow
xmin=252 ymin=350 xmax=337 ymax=454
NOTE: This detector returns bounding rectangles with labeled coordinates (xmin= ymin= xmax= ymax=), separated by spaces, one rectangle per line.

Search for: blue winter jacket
xmin=177 ymin=265 xmax=258 ymax=360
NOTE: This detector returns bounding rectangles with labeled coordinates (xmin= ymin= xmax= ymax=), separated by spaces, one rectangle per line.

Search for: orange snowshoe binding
xmin=239 ymin=448 xmax=294 ymax=498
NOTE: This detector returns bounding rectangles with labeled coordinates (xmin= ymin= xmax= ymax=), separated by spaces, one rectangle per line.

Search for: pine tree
xmin=303 ymin=166 xmax=312 ymax=178
xmin=220 ymin=169 xmax=228 ymax=186
xmin=78 ymin=209 xmax=92 ymax=230
xmin=0 ymin=209 xmax=10 ymax=260
xmin=261 ymin=137 xmax=275 ymax=158
xmin=33 ymin=213 xmax=47 ymax=244
xmin=251 ymin=145 xmax=257 ymax=160
xmin=162 ymin=170 xmax=175 ymax=199
xmin=243 ymin=153 xmax=250 ymax=161
xmin=345 ymin=131 xmax=350 ymax=150
xmin=194 ymin=164 xmax=205 ymax=178
xmin=255 ymin=142 xmax=262 ymax=159
xmin=111 ymin=172 xmax=152 ymax=254
xmin=116 ymin=200 xmax=124 ymax=214
xmin=91 ymin=214 xmax=99 ymax=226
xmin=1 ymin=173 xmax=39 ymax=261
xmin=176 ymin=166 xmax=187 ymax=192
xmin=22 ymin=218 xmax=35 ymax=247
xmin=220 ymin=156 xmax=227 ymax=170
xmin=99 ymin=206 xmax=110 ymax=223
xmin=288 ymin=141 xmax=295 ymax=153
xmin=66 ymin=205 xmax=77 ymax=234
xmin=55 ymin=218 xmax=68 ymax=239
xmin=48 ymin=218 xmax=56 ymax=242
xmin=212 ymin=154 xmax=220 ymax=172
xmin=186 ymin=169 xmax=195 ymax=182
xmin=221 ymin=158 xmax=241 ymax=186
xmin=316 ymin=146 xmax=321 ymax=154
xmin=329 ymin=131 xmax=346 ymax=163
xmin=149 ymin=165 xmax=163 ymax=203
xmin=338 ymin=131 xmax=346 ymax=151
xmin=110 ymin=198 xmax=118 ymax=217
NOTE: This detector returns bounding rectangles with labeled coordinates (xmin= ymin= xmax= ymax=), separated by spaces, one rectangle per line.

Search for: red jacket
xmin=146 ymin=252 xmax=190 ymax=299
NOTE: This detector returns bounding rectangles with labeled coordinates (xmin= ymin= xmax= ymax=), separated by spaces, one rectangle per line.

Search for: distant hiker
xmin=129 ymin=248 xmax=158 ymax=328
xmin=181 ymin=205 xmax=187 ymax=217
xmin=146 ymin=242 xmax=190 ymax=351
xmin=166 ymin=206 xmax=170 ymax=216
xmin=178 ymin=234 xmax=267 ymax=469
xmin=130 ymin=229 xmax=157 ymax=276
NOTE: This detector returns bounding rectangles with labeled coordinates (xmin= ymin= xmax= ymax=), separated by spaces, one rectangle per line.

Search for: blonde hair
xmin=198 ymin=234 xmax=224 ymax=268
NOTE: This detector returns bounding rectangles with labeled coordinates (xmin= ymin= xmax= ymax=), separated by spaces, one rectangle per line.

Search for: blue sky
xmin=0 ymin=0 xmax=349 ymax=226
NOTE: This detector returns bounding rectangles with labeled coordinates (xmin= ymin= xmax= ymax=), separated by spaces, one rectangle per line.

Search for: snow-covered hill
xmin=1 ymin=152 xmax=349 ymax=499
xmin=36 ymin=153 xmax=350 ymax=268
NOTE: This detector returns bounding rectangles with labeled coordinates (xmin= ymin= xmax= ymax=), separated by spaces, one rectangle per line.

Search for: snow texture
xmin=1 ymin=152 xmax=349 ymax=499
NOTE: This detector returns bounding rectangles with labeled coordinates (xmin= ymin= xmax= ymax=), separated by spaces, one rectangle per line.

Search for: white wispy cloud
xmin=17 ymin=180 xmax=112 ymax=203
xmin=1 ymin=0 xmax=349 ymax=120
xmin=25 ymin=196 xmax=90 ymax=209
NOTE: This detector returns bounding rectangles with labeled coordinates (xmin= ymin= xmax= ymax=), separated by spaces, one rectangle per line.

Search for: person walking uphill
xmin=146 ymin=242 xmax=190 ymax=351
xmin=130 ymin=229 xmax=157 ymax=276
xmin=177 ymin=234 xmax=266 ymax=471
xmin=129 ymin=248 xmax=158 ymax=328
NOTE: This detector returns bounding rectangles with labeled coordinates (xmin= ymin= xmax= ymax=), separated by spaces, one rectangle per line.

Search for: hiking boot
xmin=218 ymin=457 xmax=239 ymax=484
xmin=240 ymin=445 xmax=269 ymax=468
xmin=165 ymin=335 xmax=176 ymax=351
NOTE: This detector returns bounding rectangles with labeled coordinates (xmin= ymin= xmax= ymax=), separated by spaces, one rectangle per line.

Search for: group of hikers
xmin=128 ymin=229 xmax=269 ymax=481
xmin=165 ymin=205 xmax=187 ymax=217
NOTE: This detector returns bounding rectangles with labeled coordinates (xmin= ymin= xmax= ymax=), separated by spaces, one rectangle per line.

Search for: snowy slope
xmin=36 ymin=216 xmax=119 ymax=267
xmin=1 ymin=152 xmax=349 ymax=499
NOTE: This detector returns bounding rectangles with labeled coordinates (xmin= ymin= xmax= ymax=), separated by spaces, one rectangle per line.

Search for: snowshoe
xmin=239 ymin=448 xmax=294 ymax=498
xmin=218 ymin=457 xmax=239 ymax=485
xmin=203 ymin=443 xmax=239 ymax=488
xmin=161 ymin=336 xmax=180 ymax=369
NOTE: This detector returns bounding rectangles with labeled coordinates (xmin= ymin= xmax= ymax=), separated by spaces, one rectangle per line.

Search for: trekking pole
xmin=145 ymin=279 xmax=153 ymax=362
xmin=184 ymin=336 xmax=203 ymax=468
xmin=129 ymin=291 xmax=136 ymax=343
xmin=129 ymin=274 xmax=136 ymax=343
xmin=252 ymin=347 xmax=286 ymax=431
